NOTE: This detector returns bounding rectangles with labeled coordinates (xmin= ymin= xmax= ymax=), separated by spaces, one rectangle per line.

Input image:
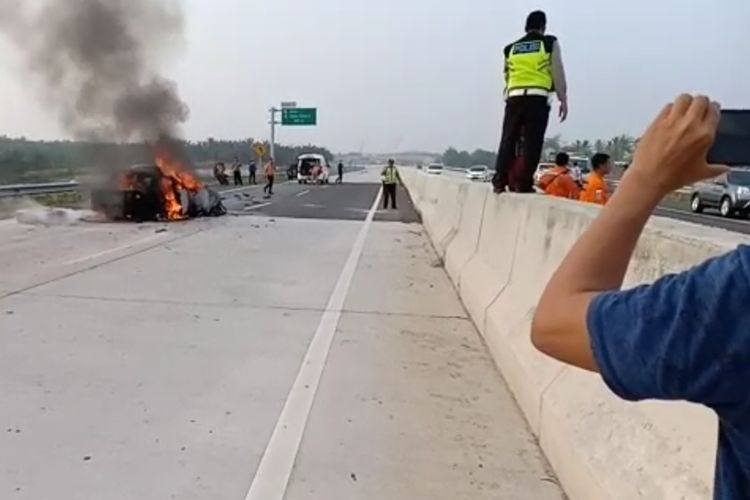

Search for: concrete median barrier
xmin=402 ymin=172 xmax=749 ymax=500
xmin=416 ymin=176 xmax=465 ymax=258
xmin=444 ymin=182 xmax=487 ymax=286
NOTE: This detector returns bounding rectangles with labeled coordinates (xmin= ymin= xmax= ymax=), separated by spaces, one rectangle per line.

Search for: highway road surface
xmin=0 ymin=167 xmax=563 ymax=500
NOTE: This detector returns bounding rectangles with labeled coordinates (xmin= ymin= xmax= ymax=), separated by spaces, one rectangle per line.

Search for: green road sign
xmin=281 ymin=108 xmax=317 ymax=126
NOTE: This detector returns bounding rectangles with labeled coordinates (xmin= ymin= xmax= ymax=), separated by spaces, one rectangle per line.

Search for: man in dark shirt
xmin=532 ymin=94 xmax=747 ymax=499
xmin=248 ymin=161 xmax=257 ymax=185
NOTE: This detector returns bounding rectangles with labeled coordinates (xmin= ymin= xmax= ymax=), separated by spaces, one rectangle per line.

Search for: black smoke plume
xmin=0 ymin=0 xmax=189 ymax=142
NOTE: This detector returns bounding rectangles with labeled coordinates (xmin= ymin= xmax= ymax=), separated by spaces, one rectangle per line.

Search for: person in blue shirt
xmin=531 ymin=94 xmax=748 ymax=499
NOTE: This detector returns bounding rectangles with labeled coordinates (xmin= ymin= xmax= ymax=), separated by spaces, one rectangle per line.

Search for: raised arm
xmin=550 ymin=41 xmax=568 ymax=121
xmin=531 ymin=95 xmax=726 ymax=371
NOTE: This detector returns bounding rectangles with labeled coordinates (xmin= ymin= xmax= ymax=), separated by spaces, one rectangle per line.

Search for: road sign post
xmin=268 ymin=104 xmax=318 ymax=162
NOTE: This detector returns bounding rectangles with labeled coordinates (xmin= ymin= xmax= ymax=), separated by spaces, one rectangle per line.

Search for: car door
xmin=705 ymin=175 xmax=727 ymax=206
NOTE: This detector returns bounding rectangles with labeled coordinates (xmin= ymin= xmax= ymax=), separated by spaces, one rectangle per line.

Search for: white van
xmin=297 ymin=154 xmax=330 ymax=184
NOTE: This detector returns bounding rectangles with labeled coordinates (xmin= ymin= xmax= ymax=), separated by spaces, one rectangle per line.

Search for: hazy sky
xmin=0 ymin=0 xmax=746 ymax=153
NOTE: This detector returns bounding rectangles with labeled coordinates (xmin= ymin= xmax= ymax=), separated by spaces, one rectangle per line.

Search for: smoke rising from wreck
xmin=0 ymin=0 xmax=189 ymax=143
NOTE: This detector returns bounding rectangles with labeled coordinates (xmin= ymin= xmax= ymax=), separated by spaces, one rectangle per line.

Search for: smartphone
xmin=708 ymin=110 xmax=750 ymax=166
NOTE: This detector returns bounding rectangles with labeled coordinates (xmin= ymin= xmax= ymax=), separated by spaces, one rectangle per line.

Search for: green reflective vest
xmin=381 ymin=166 xmax=400 ymax=185
xmin=505 ymin=35 xmax=554 ymax=92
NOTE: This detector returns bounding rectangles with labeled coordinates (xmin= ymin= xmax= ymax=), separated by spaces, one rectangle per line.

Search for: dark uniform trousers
xmin=493 ymin=95 xmax=550 ymax=193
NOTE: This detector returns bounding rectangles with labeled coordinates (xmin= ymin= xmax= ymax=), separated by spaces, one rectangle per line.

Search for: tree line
xmin=0 ymin=136 xmax=333 ymax=184
xmin=440 ymin=134 xmax=637 ymax=169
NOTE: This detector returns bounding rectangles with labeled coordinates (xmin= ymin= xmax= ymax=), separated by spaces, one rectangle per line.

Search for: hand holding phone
xmin=708 ymin=110 xmax=750 ymax=166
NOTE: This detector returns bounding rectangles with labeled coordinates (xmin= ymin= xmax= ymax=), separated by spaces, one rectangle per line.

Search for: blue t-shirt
xmin=588 ymin=245 xmax=750 ymax=499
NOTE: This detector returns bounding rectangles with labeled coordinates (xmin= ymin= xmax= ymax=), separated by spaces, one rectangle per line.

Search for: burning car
xmin=92 ymin=148 xmax=226 ymax=222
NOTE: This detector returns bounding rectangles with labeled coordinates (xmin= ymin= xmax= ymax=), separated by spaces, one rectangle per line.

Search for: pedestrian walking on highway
xmin=248 ymin=161 xmax=257 ymax=185
xmin=531 ymin=95 xmax=749 ymax=497
xmin=579 ymin=153 xmax=612 ymax=205
xmin=232 ymin=157 xmax=243 ymax=186
xmin=381 ymin=159 xmax=402 ymax=210
xmin=337 ymin=162 xmax=344 ymax=184
xmin=492 ymin=10 xmax=569 ymax=194
xmin=263 ymin=159 xmax=276 ymax=197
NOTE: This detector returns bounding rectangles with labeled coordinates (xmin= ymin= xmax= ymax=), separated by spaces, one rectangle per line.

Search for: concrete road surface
xmin=0 ymin=167 xmax=564 ymax=500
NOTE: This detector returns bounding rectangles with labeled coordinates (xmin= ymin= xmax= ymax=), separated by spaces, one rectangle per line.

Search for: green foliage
xmin=440 ymin=132 xmax=636 ymax=170
xmin=441 ymin=147 xmax=496 ymax=168
xmin=0 ymin=136 xmax=334 ymax=184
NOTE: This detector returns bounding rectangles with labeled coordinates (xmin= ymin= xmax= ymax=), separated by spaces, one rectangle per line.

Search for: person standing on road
xmin=337 ymin=161 xmax=344 ymax=184
xmin=492 ymin=10 xmax=569 ymax=194
xmin=248 ymin=161 xmax=257 ymax=185
xmin=530 ymin=95 xmax=750 ymax=497
xmin=263 ymin=159 xmax=276 ymax=197
xmin=381 ymin=159 xmax=402 ymax=210
xmin=579 ymin=153 xmax=612 ymax=205
xmin=232 ymin=157 xmax=243 ymax=186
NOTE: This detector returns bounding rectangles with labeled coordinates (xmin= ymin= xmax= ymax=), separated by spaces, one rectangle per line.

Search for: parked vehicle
xmin=287 ymin=164 xmax=298 ymax=181
xmin=691 ymin=169 xmax=750 ymax=218
xmin=426 ymin=164 xmax=444 ymax=175
xmin=466 ymin=165 xmax=491 ymax=182
xmin=297 ymin=154 xmax=330 ymax=184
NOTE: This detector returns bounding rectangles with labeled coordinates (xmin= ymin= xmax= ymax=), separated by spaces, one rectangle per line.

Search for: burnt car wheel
xmin=690 ymin=194 xmax=704 ymax=213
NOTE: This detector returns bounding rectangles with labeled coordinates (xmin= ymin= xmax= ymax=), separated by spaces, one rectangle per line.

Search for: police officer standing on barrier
xmin=493 ymin=10 xmax=568 ymax=194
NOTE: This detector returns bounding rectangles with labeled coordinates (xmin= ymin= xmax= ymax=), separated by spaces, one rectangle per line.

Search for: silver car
xmin=691 ymin=169 xmax=750 ymax=218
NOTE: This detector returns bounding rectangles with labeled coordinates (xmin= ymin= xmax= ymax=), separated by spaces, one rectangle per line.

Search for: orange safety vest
xmin=539 ymin=167 xmax=580 ymax=199
xmin=580 ymin=172 xmax=609 ymax=205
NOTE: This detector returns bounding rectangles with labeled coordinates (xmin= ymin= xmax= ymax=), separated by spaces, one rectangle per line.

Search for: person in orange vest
xmin=538 ymin=152 xmax=580 ymax=199
xmin=263 ymin=158 xmax=277 ymax=197
xmin=580 ymin=153 xmax=612 ymax=205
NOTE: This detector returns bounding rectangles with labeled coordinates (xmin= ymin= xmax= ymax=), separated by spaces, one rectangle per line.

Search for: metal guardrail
xmin=0 ymin=181 xmax=80 ymax=199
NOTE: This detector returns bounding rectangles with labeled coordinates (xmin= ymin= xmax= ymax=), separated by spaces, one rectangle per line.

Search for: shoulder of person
xmin=503 ymin=42 xmax=514 ymax=57
xmin=543 ymin=35 xmax=558 ymax=52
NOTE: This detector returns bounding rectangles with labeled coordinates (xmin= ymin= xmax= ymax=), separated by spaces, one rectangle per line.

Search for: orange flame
xmin=155 ymin=145 xmax=204 ymax=221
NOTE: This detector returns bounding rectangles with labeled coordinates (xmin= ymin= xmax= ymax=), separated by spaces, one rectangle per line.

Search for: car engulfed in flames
xmin=92 ymin=147 xmax=226 ymax=222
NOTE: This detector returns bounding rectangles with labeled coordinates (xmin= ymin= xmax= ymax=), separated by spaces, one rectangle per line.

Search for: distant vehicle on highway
xmin=425 ymin=164 xmax=444 ymax=175
xmin=297 ymin=154 xmax=330 ymax=184
xmin=466 ymin=165 xmax=491 ymax=182
xmin=691 ymin=169 xmax=750 ymax=218
xmin=287 ymin=164 xmax=298 ymax=181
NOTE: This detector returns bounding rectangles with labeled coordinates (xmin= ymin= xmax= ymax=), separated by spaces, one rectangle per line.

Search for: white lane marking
xmin=221 ymin=181 xmax=290 ymax=197
xmin=244 ymin=203 xmax=271 ymax=211
xmin=245 ymin=186 xmax=383 ymax=500
xmin=303 ymin=203 xmax=325 ymax=209
xmin=295 ymin=190 xmax=311 ymax=198
xmin=62 ymin=233 xmax=169 ymax=266
xmin=220 ymin=185 xmax=261 ymax=196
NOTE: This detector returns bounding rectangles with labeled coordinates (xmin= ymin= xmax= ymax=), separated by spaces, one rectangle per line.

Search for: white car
xmin=466 ymin=165 xmax=491 ymax=182
xmin=426 ymin=164 xmax=444 ymax=175
xmin=297 ymin=154 xmax=330 ymax=184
